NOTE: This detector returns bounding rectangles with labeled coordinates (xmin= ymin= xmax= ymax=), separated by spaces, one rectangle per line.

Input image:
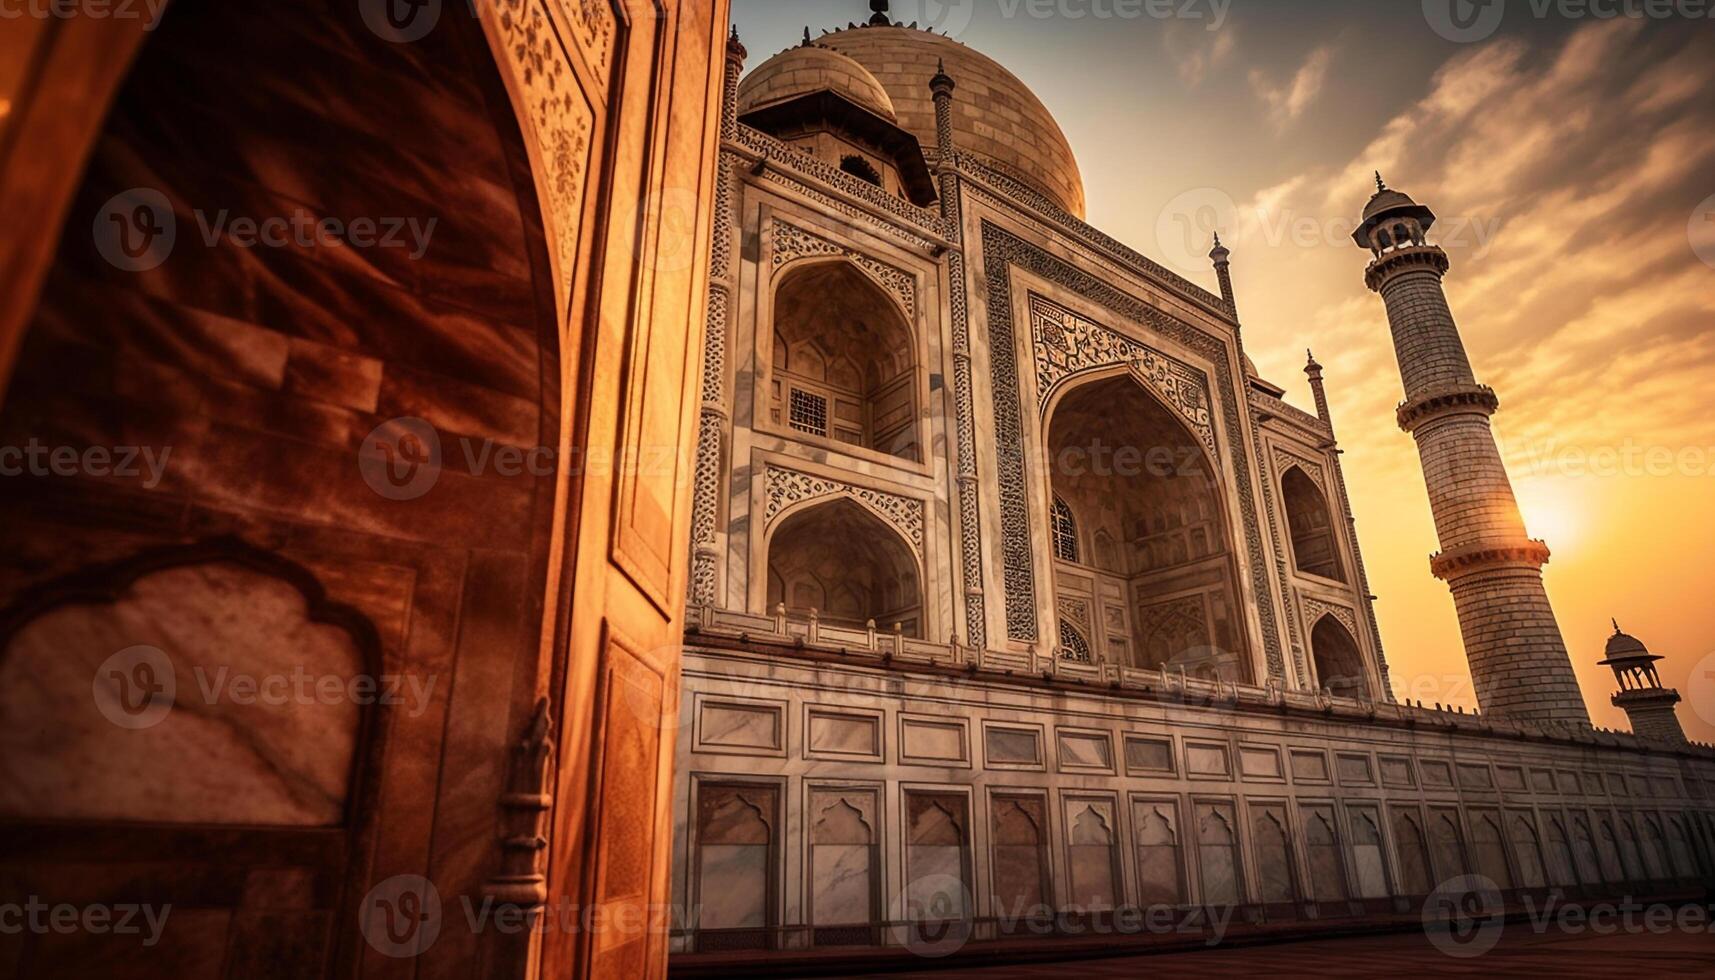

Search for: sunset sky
xmin=735 ymin=0 xmax=1715 ymax=739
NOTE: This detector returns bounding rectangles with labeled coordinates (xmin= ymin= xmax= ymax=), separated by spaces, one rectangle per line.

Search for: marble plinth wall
xmin=0 ymin=3 xmax=565 ymax=976
xmin=669 ymin=647 xmax=1715 ymax=954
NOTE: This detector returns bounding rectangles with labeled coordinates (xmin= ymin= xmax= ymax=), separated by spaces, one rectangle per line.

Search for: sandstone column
xmin=1354 ymin=177 xmax=1589 ymax=726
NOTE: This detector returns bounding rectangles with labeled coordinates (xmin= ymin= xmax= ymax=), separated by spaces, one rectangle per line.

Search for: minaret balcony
xmin=1429 ymin=538 xmax=1552 ymax=580
xmin=1396 ymin=383 xmax=1500 ymax=431
xmin=1612 ymin=686 xmax=1682 ymax=710
xmin=1365 ymin=243 xmax=1451 ymax=291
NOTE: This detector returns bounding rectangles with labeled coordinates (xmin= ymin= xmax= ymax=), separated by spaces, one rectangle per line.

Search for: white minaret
xmin=1354 ymin=175 xmax=1589 ymax=727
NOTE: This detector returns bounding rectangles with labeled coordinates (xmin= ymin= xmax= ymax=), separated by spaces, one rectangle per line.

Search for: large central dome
xmin=788 ymin=24 xmax=1086 ymax=219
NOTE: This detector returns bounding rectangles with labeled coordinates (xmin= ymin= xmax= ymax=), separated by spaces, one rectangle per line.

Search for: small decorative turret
xmin=1599 ymin=623 xmax=1686 ymax=744
xmin=1209 ymin=233 xmax=1235 ymax=314
xmin=1304 ymin=349 xmax=1330 ymax=424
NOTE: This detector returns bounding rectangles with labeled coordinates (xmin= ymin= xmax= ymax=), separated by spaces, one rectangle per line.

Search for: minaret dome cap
xmin=1599 ymin=623 xmax=1661 ymax=665
xmin=1353 ymin=180 xmax=1437 ymax=248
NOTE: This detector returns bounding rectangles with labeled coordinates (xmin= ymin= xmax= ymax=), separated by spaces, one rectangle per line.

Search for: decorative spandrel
xmin=1030 ymin=296 xmax=1215 ymax=457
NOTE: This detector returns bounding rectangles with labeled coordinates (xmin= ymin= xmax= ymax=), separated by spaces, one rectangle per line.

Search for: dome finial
xmin=869 ymin=0 xmax=891 ymax=27
xmin=1613 ymin=617 xmax=1622 ymax=635
xmin=1375 ymin=171 xmax=1387 ymax=193
xmin=802 ymin=26 xmax=813 ymax=46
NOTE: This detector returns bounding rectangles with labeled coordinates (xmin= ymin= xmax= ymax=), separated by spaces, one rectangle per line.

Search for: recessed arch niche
xmin=0 ymin=544 xmax=382 ymax=826
xmin=767 ymin=259 xmax=920 ymax=461
xmin=1045 ymin=372 xmax=1247 ymax=681
xmin=765 ymin=497 xmax=923 ymax=636
xmin=1310 ymin=614 xmax=1370 ymax=700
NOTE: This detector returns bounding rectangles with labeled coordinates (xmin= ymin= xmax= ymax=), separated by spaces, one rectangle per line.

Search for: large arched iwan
xmin=1045 ymin=372 xmax=1249 ymax=682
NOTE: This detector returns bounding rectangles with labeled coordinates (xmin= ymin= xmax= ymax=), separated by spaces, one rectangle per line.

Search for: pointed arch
xmin=1135 ymin=804 xmax=1185 ymax=907
xmin=1282 ymin=466 xmax=1345 ymax=581
xmin=1471 ymin=814 xmax=1514 ymax=889
xmin=0 ymin=538 xmax=383 ymax=826
xmin=1305 ymin=809 xmax=1349 ymax=902
xmin=1310 ymin=614 xmax=1370 ymax=699
xmin=768 ymin=257 xmax=920 ymax=461
xmin=1393 ymin=811 xmax=1435 ymax=895
xmin=1051 ymin=494 xmax=1081 ymax=563
xmin=1046 ymin=370 xmax=1248 ymax=681
xmin=1253 ymin=811 xmax=1297 ymax=904
xmin=765 ymin=497 xmax=923 ymax=636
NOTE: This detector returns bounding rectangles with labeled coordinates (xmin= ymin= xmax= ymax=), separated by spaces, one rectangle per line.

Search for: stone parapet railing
xmin=684 ymin=604 xmax=1715 ymax=763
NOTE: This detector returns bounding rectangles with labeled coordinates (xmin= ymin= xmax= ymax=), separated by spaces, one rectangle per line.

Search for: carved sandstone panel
xmin=1290 ymin=750 xmax=1331 ymax=783
xmin=0 ymin=562 xmax=364 ymax=825
xmin=1240 ymin=746 xmax=1284 ymax=780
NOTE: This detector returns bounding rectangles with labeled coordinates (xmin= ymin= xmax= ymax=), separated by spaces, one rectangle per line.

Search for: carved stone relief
xmin=1272 ymin=447 xmax=1327 ymax=492
xmin=1303 ymin=597 xmax=1360 ymax=640
xmin=980 ymin=222 xmax=1283 ymax=671
xmin=770 ymin=220 xmax=916 ymax=319
xmin=762 ymin=465 xmax=925 ymax=557
xmin=1030 ymin=296 xmax=1215 ymax=457
xmin=489 ymin=0 xmax=596 ymax=302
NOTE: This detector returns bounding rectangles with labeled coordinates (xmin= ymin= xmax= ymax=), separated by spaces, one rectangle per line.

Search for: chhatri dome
xmin=737 ymin=2 xmax=1087 ymax=218
xmin=739 ymin=36 xmax=899 ymax=123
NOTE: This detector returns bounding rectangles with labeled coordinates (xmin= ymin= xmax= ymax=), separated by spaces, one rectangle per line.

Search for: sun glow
xmin=1514 ymin=480 xmax=1589 ymax=554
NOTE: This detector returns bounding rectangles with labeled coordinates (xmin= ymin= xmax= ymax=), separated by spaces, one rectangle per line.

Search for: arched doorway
xmin=767 ymin=498 xmax=922 ymax=636
xmin=1046 ymin=373 xmax=1247 ymax=681
xmin=768 ymin=261 xmax=919 ymax=462
xmin=0 ymin=4 xmax=564 ymax=973
xmin=1310 ymin=615 xmax=1370 ymax=699
xmin=0 ymin=1 xmax=732 ymax=976
xmin=1283 ymin=467 xmax=1344 ymax=581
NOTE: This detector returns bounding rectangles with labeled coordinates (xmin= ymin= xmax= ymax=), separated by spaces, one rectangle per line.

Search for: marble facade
xmin=667 ymin=9 xmax=1715 ymax=965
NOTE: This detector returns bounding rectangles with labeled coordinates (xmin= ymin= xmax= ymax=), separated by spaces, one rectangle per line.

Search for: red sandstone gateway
xmin=0 ymin=1 xmax=1710 ymax=977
